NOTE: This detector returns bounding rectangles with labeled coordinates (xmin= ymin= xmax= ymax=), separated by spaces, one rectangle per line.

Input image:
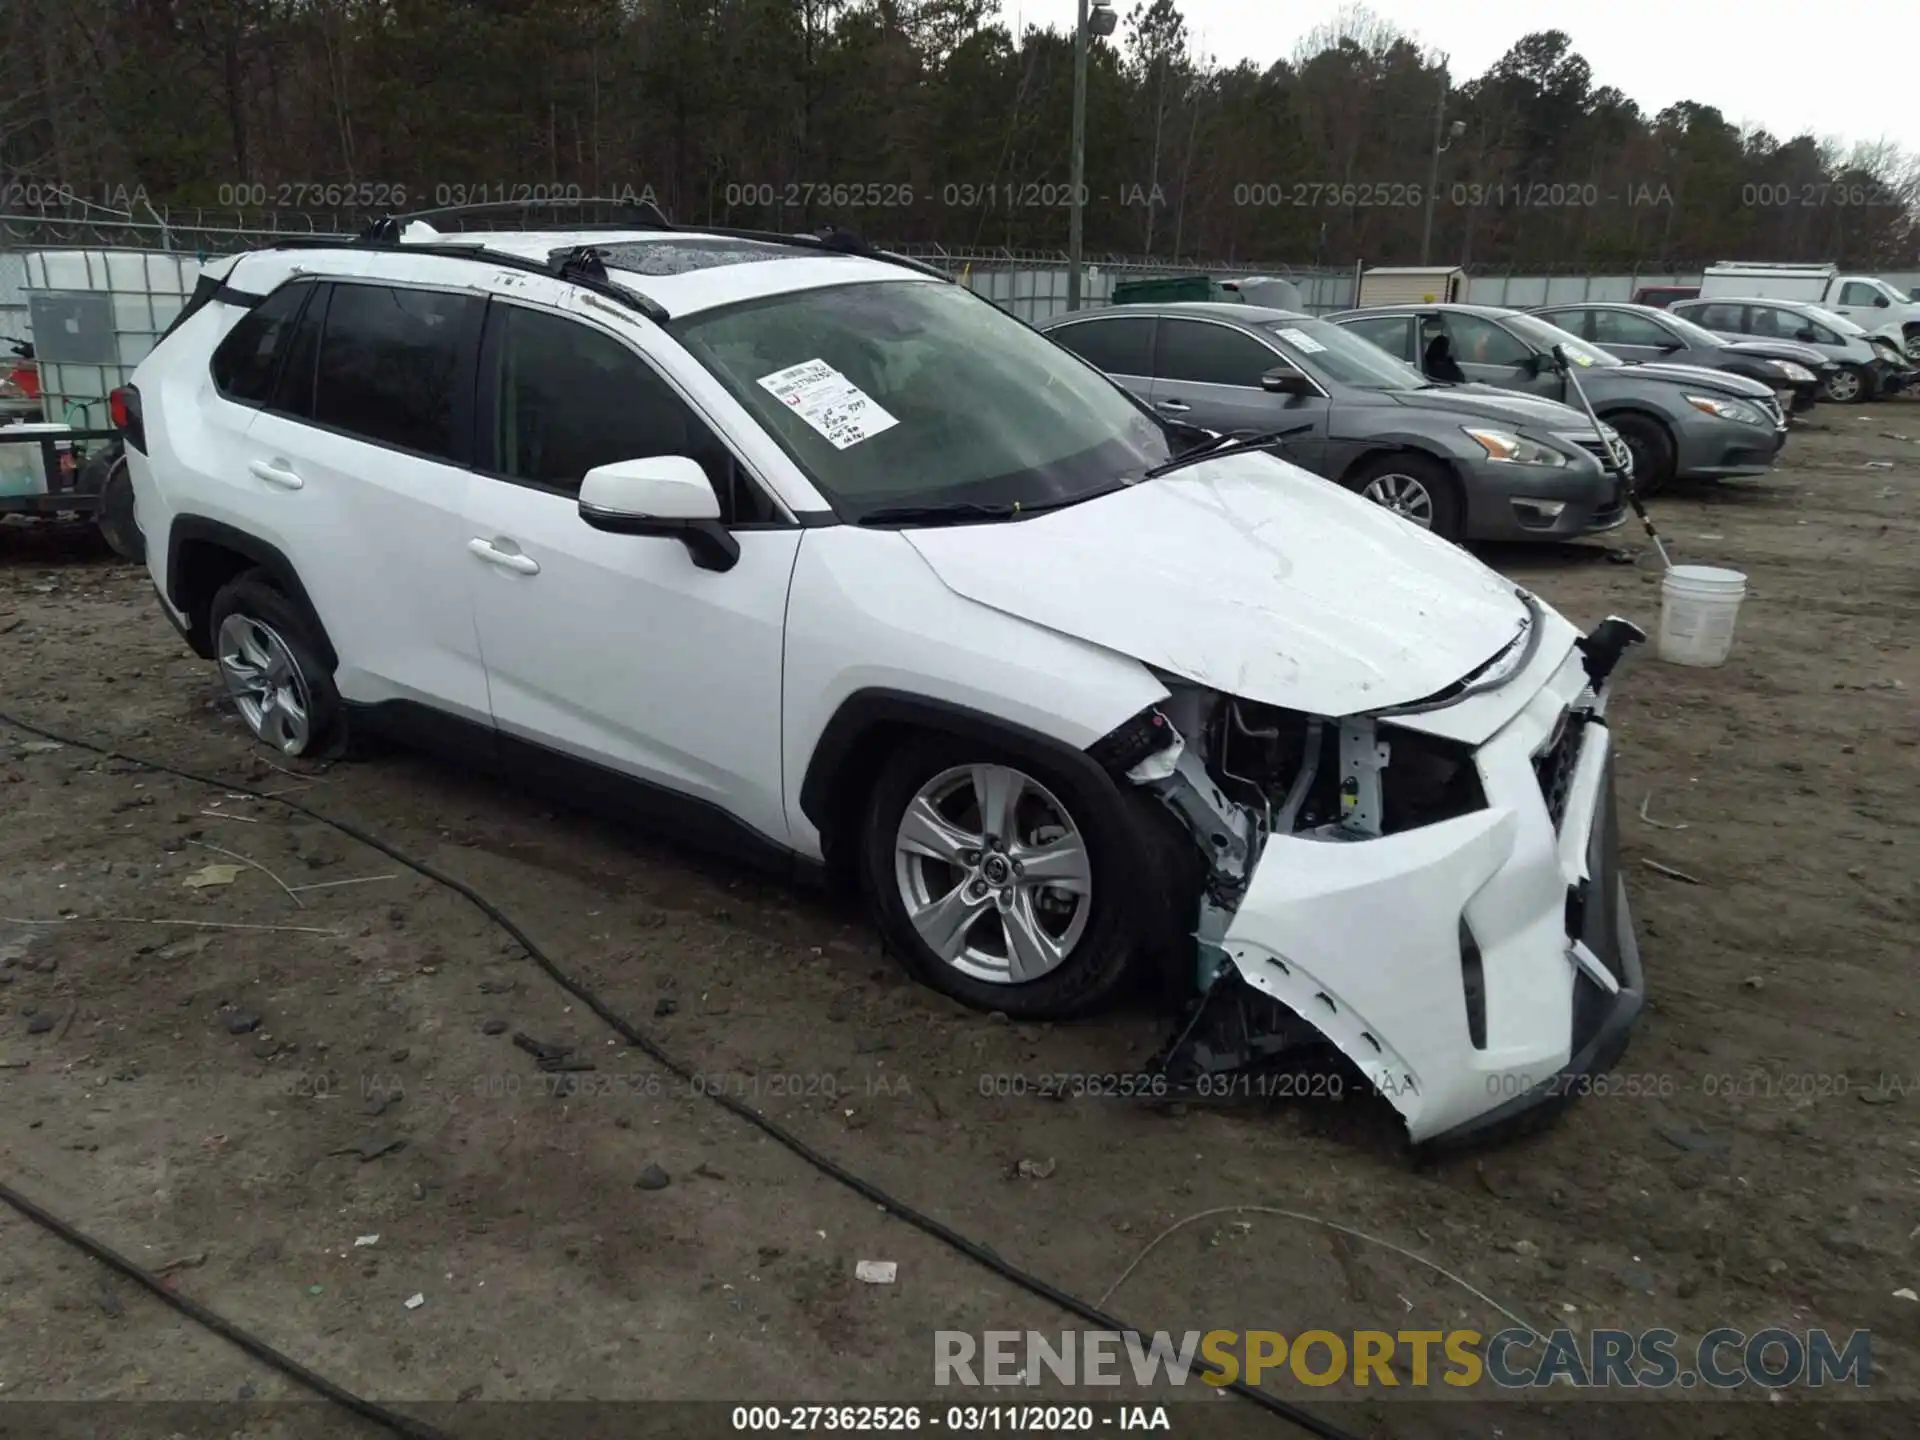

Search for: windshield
xmin=1806 ymin=305 xmax=1866 ymax=336
xmin=1264 ymin=317 xmax=1428 ymax=390
xmin=672 ymin=280 xmax=1173 ymax=519
xmin=1658 ymin=310 xmax=1733 ymax=348
xmin=1501 ymin=312 xmax=1623 ymax=368
xmin=1872 ymin=280 xmax=1909 ymax=305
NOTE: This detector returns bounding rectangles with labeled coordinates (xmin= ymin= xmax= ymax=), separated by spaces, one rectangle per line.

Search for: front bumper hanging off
xmin=1166 ymin=620 xmax=1646 ymax=1147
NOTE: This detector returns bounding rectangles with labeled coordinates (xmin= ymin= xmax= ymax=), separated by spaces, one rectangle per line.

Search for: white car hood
xmin=902 ymin=451 xmax=1534 ymax=718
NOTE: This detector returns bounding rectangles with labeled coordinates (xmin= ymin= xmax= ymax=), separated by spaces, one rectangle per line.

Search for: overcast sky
xmin=1001 ymin=0 xmax=1916 ymax=152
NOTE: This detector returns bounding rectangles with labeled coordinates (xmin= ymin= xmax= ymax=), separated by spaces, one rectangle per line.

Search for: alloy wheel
xmin=892 ymin=763 xmax=1093 ymax=986
xmin=1360 ymin=472 xmax=1435 ymax=528
xmin=217 ymin=613 xmax=313 ymax=755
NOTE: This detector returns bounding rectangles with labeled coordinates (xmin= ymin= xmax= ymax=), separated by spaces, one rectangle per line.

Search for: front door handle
xmin=468 ymin=537 xmax=540 ymax=575
xmin=1155 ymin=399 xmax=1191 ymax=413
xmin=248 ymin=459 xmax=303 ymax=490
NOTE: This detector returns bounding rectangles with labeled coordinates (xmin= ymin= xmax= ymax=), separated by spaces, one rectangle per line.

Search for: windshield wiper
xmin=1143 ymin=423 xmax=1313 ymax=480
xmin=855 ymin=492 xmax=1108 ymax=528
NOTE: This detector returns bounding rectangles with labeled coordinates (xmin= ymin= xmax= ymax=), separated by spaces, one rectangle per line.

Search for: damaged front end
xmin=1101 ymin=594 xmax=1647 ymax=1147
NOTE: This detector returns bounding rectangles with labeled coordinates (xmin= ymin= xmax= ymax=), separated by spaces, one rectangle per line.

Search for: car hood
xmin=1616 ymin=361 xmax=1774 ymax=397
xmin=1381 ymin=385 xmax=1594 ymax=431
xmin=1721 ymin=338 xmax=1830 ymax=367
xmin=901 ymin=452 xmax=1535 ymax=718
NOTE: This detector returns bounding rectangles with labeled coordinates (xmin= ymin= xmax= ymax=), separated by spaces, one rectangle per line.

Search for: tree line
xmin=3 ymin=0 xmax=1915 ymax=269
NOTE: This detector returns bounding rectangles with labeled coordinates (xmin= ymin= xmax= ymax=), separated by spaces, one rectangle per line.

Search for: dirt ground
xmin=1 ymin=405 xmax=1917 ymax=1440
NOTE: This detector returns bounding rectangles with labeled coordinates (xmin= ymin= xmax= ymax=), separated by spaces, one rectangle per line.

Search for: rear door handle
xmin=1155 ymin=399 xmax=1191 ymax=413
xmin=248 ymin=459 xmax=302 ymax=490
xmin=468 ymin=537 xmax=540 ymax=575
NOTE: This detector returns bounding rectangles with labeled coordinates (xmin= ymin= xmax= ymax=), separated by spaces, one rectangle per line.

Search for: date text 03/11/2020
xmin=730 ymin=1405 xmax=1174 ymax=1432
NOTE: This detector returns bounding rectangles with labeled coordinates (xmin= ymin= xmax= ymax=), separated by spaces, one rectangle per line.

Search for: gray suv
xmin=1669 ymin=297 xmax=1912 ymax=404
xmin=1039 ymin=302 xmax=1624 ymax=542
xmin=1329 ymin=303 xmax=1787 ymax=494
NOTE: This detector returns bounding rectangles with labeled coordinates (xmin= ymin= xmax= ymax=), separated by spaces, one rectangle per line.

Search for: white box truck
xmin=1700 ymin=263 xmax=1920 ymax=360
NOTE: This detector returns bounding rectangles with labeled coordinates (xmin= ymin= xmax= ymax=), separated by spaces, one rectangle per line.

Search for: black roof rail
xmin=242 ymin=233 xmax=672 ymax=324
xmin=357 ymin=196 xmax=674 ymax=245
xmin=683 ymin=223 xmax=954 ymax=281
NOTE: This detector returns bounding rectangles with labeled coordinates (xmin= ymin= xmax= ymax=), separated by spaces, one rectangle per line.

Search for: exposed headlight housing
xmin=1685 ymin=393 xmax=1767 ymax=425
xmin=1463 ymin=427 xmax=1567 ymax=466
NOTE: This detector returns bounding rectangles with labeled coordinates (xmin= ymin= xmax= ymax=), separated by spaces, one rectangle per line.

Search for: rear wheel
xmin=858 ymin=735 xmax=1183 ymax=1020
xmin=1343 ymin=453 xmax=1464 ymax=541
xmin=1608 ymin=415 xmax=1676 ymax=497
xmin=208 ymin=571 xmax=346 ymax=759
xmin=93 ymin=453 xmax=143 ymax=562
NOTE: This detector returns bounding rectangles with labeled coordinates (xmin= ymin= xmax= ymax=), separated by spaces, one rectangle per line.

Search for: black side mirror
xmin=1542 ymin=345 xmax=1571 ymax=375
xmin=1260 ymin=364 xmax=1313 ymax=395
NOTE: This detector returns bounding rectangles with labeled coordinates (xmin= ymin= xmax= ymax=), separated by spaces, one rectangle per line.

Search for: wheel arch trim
xmin=165 ymin=515 xmax=337 ymax=670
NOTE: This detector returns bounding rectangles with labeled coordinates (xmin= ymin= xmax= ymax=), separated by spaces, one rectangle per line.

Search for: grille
xmin=1570 ymin=436 xmax=1634 ymax=475
xmin=1533 ymin=709 xmax=1583 ymax=830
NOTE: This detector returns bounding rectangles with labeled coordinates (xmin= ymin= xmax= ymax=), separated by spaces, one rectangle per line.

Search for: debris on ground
xmin=183 ymin=863 xmax=243 ymax=889
xmin=1641 ymin=858 xmax=1703 ymax=885
xmin=404 ymin=1293 xmax=425 ymax=1310
xmin=635 ymin=1164 xmax=671 ymax=1191
xmin=1013 ymin=1157 xmax=1057 ymax=1179
xmin=854 ymin=1261 xmax=897 ymax=1284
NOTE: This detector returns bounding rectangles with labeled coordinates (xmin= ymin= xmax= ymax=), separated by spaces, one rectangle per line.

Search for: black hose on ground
xmin=0 ymin=707 xmax=1363 ymax=1440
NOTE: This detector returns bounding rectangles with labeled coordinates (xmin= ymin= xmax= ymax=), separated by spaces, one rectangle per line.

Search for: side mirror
xmin=1260 ymin=364 xmax=1314 ymax=395
xmin=578 ymin=456 xmax=739 ymax=572
xmin=1543 ymin=345 xmax=1570 ymax=375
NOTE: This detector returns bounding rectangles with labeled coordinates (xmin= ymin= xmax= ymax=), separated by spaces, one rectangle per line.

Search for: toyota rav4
xmin=122 ymin=217 xmax=1645 ymax=1146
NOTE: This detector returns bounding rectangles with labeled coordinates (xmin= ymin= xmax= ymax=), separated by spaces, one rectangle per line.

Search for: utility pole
xmin=1420 ymin=60 xmax=1461 ymax=267
xmin=1068 ymin=0 xmax=1090 ymax=310
xmin=1068 ymin=0 xmax=1116 ymax=311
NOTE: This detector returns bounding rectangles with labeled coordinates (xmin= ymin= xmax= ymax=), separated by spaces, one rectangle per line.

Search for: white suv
xmin=123 ymin=218 xmax=1645 ymax=1146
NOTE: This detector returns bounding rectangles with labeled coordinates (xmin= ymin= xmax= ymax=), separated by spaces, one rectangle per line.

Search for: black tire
xmin=1342 ymin=453 xmax=1464 ymax=542
xmin=857 ymin=733 xmax=1192 ymax=1020
xmin=93 ymin=454 xmax=144 ymax=562
xmin=1608 ymin=414 xmax=1676 ymax=497
xmin=1823 ymin=365 xmax=1870 ymax=405
xmin=207 ymin=569 xmax=349 ymax=759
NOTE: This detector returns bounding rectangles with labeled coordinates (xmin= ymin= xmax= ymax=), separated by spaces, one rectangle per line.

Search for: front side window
xmin=488 ymin=304 xmax=778 ymax=523
xmin=312 ymin=284 xmax=483 ymax=461
xmin=1748 ymin=306 xmax=1801 ymax=341
xmin=1839 ymin=281 xmax=1880 ymax=306
xmin=1154 ymin=319 xmax=1282 ymax=387
xmin=210 ymin=282 xmax=312 ymax=405
xmin=672 ymin=280 xmax=1174 ymax=519
xmin=1048 ymin=315 xmax=1155 ymax=375
xmin=1689 ymin=303 xmax=1747 ymax=333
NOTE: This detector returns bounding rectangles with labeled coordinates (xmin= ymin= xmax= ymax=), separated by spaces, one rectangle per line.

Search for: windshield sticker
xmin=757 ymin=358 xmax=899 ymax=449
xmin=1275 ymin=327 xmax=1326 ymax=353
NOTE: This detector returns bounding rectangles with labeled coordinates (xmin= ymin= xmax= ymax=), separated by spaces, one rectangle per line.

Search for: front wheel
xmin=1608 ymin=415 xmax=1676 ymax=497
xmin=858 ymin=737 xmax=1177 ymax=1020
xmin=1343 ymin=454 xmax=1464 ymax=541
xmin=1823 ymin=365 xmax=1870 ymax=404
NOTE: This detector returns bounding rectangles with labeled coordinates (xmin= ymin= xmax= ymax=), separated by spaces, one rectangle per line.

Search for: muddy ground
xmin=1 ymin=407 xmax=1917 ymax=1440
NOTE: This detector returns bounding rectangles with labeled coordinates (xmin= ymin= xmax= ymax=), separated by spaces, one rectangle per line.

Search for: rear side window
xmin=1049 ymin=316 xmax=1155 ymax=376
xmin=1538 ymin=309 xmax=1594 ymax=340
xmin=313 ymin=284 xmax=483 ymax=461
xmin=1341 ymin=314 xmax=1415 ymax=361
xmin=210 ymin=282 xmax=312 ymax=405
xmin=1590 ymin=309 xmax=1671 ymax=347
xmin=1690 ymin=303 xmax=1748 ymax=334
xmin=1154 ymin=319 xmax=1279 ymax=386
xmin=269 ymin=283 xmax=327 ymax=418
xmin=486 ymin=304 xmax=780 ymax=524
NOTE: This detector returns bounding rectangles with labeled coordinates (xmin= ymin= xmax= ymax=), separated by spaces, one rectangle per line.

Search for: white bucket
xmin=1657 ymin=564 xmax=1748 ymax=667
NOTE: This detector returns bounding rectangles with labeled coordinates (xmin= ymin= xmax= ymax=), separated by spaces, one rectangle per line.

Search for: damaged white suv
xmin=123 ymin=216 xmax=1644 ymax=1146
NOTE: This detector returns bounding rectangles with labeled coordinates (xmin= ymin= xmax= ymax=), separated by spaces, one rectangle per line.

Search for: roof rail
xmin=245 ymin=233 xmax=672 ymax=323
xmin=356 ymin=196 xmax=673 ymax=245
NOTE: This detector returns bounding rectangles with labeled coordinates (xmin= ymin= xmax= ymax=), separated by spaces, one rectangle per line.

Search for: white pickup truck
xmin=1701 ymin=263 xmax=1920 ymax=361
